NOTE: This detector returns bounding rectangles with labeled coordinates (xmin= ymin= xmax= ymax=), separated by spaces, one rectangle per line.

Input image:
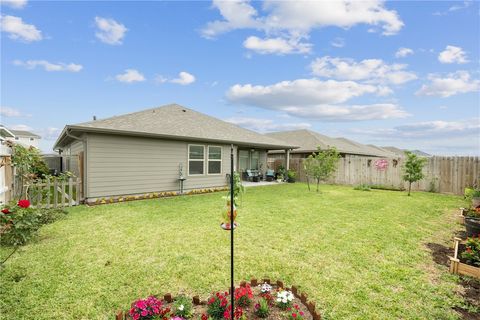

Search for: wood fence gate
xmin=24 ymin=177 xmax=82 ymax=208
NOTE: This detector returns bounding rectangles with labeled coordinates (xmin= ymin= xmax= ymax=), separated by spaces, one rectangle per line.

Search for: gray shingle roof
xmin=9 ymin=129 xmax=41 ymax=138
xmin=54 ymin=104 xmax=297 ymax=149
xmin=265 ymin=130 xmax=397 ymax=157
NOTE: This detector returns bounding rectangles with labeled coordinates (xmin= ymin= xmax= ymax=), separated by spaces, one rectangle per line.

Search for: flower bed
xmin=449 ymin=237 xmax=480 ymax=279
xmin=116 ymin=279 xmax=321 ymax=320
xmin=90 ymin=187 xmax=229 ymax=205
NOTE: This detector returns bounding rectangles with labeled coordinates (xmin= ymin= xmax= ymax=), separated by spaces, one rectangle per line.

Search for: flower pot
xmin=465 ymin=217 xmax=480 ymax=237
xmin=288 ymin=178 xmax=295 ymax=183
xmin=473 ymin=197 xmax=480 ymax=208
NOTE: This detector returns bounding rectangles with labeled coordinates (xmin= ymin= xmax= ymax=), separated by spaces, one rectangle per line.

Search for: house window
xmin=188 ymin=145 xmax=205 ymax=175
xmin=208 ymin=146 xmax=222 ymax=174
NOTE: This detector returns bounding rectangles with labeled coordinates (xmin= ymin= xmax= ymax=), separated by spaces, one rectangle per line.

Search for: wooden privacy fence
xmin=269 ymin=156 xmax=480 ymax=195
xmin=24 ymin=177 xmax=82 ymax=208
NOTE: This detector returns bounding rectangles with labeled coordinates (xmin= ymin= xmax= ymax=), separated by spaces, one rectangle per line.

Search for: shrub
xmin=254 ymin=298 xmax=270 ymax=318
xmin=173 ymin=295 xmax=193 ymax=319
xmin=207 ymin=292 xmax=229 ymax=319
xmin=234 ymin=284 xmax=253 ymax=307
xmin=461 ymin=236 xmax=480 ymax=267
xmin=287 ymin=169 xmax=296 ymax=182
xmin=353 ymin=184 xmax=371 ymax=191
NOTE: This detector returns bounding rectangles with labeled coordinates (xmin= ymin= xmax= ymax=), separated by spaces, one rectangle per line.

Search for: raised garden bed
xmin=115 ymin=279 xmax=322 ymax=320
xmin=449 ymin=237 xmax=480 ymax=279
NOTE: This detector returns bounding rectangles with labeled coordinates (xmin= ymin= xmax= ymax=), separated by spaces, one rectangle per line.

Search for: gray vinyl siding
xmin=86 ymin=133 xmax=235 ymax=199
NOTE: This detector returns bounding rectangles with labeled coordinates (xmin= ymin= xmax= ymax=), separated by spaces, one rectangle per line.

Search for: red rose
xmin=17 ymin=199 xmax=30 ymax=208
xmin=1 ymin=208 xmax=10 ymax=214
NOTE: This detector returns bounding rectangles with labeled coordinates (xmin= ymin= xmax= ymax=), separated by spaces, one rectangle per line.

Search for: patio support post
xmin=285 ymin=149 xmax=291 ymax=170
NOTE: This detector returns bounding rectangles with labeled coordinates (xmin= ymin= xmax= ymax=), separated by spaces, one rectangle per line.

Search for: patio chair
xmin=265 ymin=169 xmax=275 ymax=182
xmin=245 ymin=170 xmax=259 ymax=182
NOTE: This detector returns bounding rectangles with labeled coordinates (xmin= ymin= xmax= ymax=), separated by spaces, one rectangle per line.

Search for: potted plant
xmin=277 ymin=165 xmax=286 ymax=182
xmin=464 ymin=208 xmax=480 ymax=237
xmin=472 ymin=189 xmax=480 ymax=207
xmin=287 ymin=169 xmax=296 ymax=183
xmin=276 ymin=174 xmax=284 ymax=183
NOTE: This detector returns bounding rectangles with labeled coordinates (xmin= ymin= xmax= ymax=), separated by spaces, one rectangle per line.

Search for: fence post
xmin=76 ymin=178 xmax=80 ymax=205
xmin=54 ymin=178 xmax=58 ymax=209
xmin=61 ymin=180 xmax=66 ymax=208
xmin=37 ymin=183 xmax=42 ymax=209
xmin=46 ymin=177 xmax=51 ymax=209
xmin=68 ymin=178 xmax=73 ymax=207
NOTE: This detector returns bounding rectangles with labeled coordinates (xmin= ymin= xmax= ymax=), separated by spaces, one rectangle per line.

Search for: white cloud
xmin=39 ymin=127 xmax=61 ymax=140
xmin=310 ymin=56 xmax=417 ymax=85
xmin=170 ymin=71 xmax=196 ymax=85
xmin=13 ymin=60 xmax=83 ymax=72
xmin=395 ymin=47 xmax=413 ymax=58
xmin=202 ymin=0 xmax=403 ymax=55
xmin=330 ymin=37 xmax=345 ymax=48
xmin=282 ymin=104 xmax=409 ymax=121
xmin=0 ymin=15 xmax=42 ymax=42
xmin=0 ymin=0 xmax=27 ymax=9
xmin=9 ymin=124 xmax=32 ymax=131
xmin=94 ymin=16 xmax=127 ymax=45
xmin=115 ymin=69 xmax=145 ymax=83
xmin=433 ymin=1 xmax=472 ymax=16
xmin=438 ymin=45 xmax=469 ymax=64
xmin=243 ymin=36 xmax=311 ymax=55
xmin=353 ymin=118 xmax=480 ymax=139
xmin=226 ymin=78 xmax=409 ymax=121
xmin=203 ymin=0 xmax=403 ymax=37
xmin=227 ymin=78 xmax=380 ymax=106
xmin=225 ymin=117 xmax=311 ymax=132
xmin=416 ymin=71 xmax=479 ymax=97
xmin=1 ymin=106 xmax=21 ymax=117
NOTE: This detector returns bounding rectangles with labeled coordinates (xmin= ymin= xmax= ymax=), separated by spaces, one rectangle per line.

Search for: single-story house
xmin=53 ymin=104 xmax=297 ymax=203
xmin=265 ymin=129 xmax=398 ymax=161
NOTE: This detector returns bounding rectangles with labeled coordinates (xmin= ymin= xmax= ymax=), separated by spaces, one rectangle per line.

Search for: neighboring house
xmin=265 ymin=130 xmax=397 ymax=161
xmin=382 ymin=146 xmax=431 ymax=157
xmin=9 ymin=129 xmax=41 ymax=148
xmin=53 ymin=104 xmax=297 ymax=203
xmin=0 ymin=125 xmax=15 ymax=204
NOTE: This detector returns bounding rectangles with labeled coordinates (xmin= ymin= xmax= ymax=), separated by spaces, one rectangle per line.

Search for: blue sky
xmin=1 ymin=0 xmax=479 ymax=155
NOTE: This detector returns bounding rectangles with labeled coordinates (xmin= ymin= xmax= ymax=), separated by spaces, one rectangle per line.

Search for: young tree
xmin=304 ymin=147 xmax=340 ymax=192
xmin=402 ymin=151 xmax=427 ymax=196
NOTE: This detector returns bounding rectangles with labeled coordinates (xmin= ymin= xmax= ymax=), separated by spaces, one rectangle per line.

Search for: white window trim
xmin=207 ymin=145 xmax=222 ymax=175
xmin=188 ymin=144 xmax=205 ymax=176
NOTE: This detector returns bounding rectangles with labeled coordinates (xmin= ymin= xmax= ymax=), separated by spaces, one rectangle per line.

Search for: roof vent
xmin=182 ymin=109 xmax=186 ymax=112
xmin=93 ymin=115 xmax=97 ymax=121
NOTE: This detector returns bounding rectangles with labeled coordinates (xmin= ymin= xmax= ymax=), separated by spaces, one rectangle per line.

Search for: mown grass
xmin=0 ymin=184 xmax=468 ymax=319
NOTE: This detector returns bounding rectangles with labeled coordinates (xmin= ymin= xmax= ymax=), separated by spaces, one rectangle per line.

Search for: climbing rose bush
xmin=17 ymin=199 xmax=30 ymax=208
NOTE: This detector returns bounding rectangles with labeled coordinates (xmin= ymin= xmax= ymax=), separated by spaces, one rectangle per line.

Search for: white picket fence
xmin=24 ymin=177 xmax=82 ymax=208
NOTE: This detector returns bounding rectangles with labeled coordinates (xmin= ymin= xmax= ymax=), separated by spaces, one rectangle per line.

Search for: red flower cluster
xmin=17 ymin=199 xmax=30 ymax=208
xmin=129 ymin=296 xmax=169 ymax=320
xmin=287 ymin=304 xmax=305 ymax=320
xmin=234 ymin=284 xmax=253 ymax=307
xmin=1 ymin=208 xmax=10 ymax=214
xmin=207 ymin=291 xmax=229 ymax=319
xmin=223 ymin=304 xmax=243 ymax=320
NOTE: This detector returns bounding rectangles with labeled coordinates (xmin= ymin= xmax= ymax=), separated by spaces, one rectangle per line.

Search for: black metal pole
xmin=230 ymin=144 xmax=234 ymax=320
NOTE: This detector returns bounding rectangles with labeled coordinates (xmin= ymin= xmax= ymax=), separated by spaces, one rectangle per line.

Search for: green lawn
xmin=0 ymin=184 xmax=470 ymax=319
